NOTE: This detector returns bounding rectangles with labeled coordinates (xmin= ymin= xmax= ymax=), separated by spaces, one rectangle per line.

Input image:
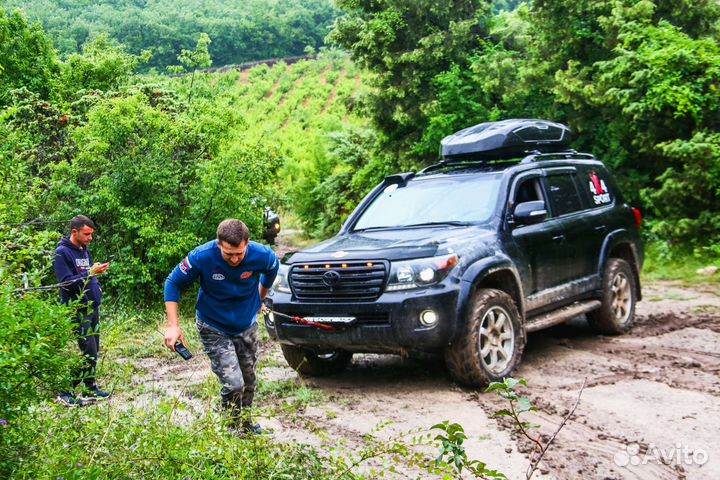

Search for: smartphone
xmin=174 ymin=341 xmax=193 ymax=360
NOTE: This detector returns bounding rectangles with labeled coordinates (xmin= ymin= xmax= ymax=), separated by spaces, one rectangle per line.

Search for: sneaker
xmin=242 ymin=421 xmax=273 ymax=436
xmin=56 ymin=392 xmax=84 ymax=407
xmin=83 ymin=386 xmax=111 ymax=401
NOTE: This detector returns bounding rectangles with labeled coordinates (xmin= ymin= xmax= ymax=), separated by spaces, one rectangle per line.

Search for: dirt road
xmin=254 ymin=280 xmax=719 ymax=480
xmin=260 ymin=232 xmax=720 ymax=479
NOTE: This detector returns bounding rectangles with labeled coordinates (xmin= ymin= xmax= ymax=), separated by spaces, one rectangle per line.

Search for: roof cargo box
xmin=441 ymin=119 xmax=572 ymax=160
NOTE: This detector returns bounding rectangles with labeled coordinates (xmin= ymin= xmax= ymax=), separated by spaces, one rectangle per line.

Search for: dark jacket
xmin=53 ymin=237 xmax=102 ymax=308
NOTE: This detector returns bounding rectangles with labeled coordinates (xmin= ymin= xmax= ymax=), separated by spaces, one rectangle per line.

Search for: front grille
xmin=289 ymin=261 xmax=388 ymax=301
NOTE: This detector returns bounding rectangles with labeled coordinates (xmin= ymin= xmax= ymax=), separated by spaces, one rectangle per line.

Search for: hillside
xmin=6 ymin=0 xmax=338 ymax=70
xmin=160 ymin=52 xmax=374 ymax=234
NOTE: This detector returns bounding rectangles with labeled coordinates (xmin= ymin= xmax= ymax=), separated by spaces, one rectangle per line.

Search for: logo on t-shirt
xmin=212 ymin=273 xmax=225 ymax=281
xmin=240 ymin=271 xmax=253 ymax=280
xmin=179 ymin=257 xmax=192 ymax=274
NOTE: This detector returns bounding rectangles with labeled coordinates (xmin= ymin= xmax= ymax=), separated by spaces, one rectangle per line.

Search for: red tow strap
xmin=267 ymin=309 xmax=336 ymax=331
xmin=290 ymin=316 xmax=335 ymax=331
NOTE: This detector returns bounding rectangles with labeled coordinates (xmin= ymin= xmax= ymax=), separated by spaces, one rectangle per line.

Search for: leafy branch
xmin=486 ymin=377 xmax=586 ymax=479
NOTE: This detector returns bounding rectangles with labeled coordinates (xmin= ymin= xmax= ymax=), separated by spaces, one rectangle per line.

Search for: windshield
xmin=353 ymin=173 xmax=503 ymax=230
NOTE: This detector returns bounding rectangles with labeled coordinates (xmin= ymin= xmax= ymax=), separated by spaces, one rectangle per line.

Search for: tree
xmin=329 ymin=0 xmax=493 ymax=167
xmin=174 ymin=32 xmax=212 ymax=103
xmin=0 ymin=6 xmax=59 ymax=107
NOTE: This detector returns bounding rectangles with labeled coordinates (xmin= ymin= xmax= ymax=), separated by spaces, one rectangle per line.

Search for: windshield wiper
xmin=353 ymin=221 xmax=471 ymax=232
xmin=400 ymin=221 xmax=472 ymax=228
xmin=352 ymin=225 xmax=404 ymax=232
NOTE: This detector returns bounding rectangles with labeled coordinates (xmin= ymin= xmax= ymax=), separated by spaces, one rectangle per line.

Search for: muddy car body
xmin=266 ymin=119 xmax=644 ymax=387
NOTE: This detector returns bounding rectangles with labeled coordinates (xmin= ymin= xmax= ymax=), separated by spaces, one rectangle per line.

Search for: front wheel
xmin=587 ymin=258 xmax=637 ymax=334
xmin=280 ymin=344 xmax=353 ymax=376
xmin=445 ymin=289 xmax=525 ymax=388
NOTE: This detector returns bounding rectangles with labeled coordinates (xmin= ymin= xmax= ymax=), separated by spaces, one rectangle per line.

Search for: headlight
xmin=386 ymin=254 xmax=458 ymax=291
xmin=271 ymin=265 xmax=291 ymax=294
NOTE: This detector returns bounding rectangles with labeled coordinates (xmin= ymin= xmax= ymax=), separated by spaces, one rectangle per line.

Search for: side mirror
xmin=513 ymin=200 xmax=547 ymax=225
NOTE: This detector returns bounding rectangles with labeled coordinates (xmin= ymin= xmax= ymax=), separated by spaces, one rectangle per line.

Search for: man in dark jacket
xmin=164 ymin=219 xmax=279 ymax=433
xmin=53 ymin=215 xmax=110 ymax=406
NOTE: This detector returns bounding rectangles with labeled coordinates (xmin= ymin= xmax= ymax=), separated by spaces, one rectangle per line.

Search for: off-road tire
xmin=587 ymin=258 xmax=637 ymax=335
xmin=444 ymin=289 xmax=525 ymax=388
xmin=280 ymin=344 xmax=353 ymax=376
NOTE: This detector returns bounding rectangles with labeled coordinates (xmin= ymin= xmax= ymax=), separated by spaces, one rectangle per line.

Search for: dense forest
xmin=2 ymin=0 xmax=720 ymax=477
xmin=4 ymin=0 xmax=338 ymax=70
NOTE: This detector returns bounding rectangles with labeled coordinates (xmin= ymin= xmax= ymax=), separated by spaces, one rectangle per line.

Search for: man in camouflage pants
xmin=164 ymin=220 xmax=279 ymax=433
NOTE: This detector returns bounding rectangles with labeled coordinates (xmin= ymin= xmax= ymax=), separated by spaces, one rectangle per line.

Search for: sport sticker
xmin=588 ymin=171 xmax=611 ymax=205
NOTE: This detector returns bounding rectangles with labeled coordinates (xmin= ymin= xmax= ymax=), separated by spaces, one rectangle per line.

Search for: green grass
xmin=642 ymin=242 xmax=720 ymax=286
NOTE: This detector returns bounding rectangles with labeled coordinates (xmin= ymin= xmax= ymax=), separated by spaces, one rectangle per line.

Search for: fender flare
xmin=456 ymin=254 xmax=526 ymax=328
xmin=597 ymin=229 xmax=643 ymax=299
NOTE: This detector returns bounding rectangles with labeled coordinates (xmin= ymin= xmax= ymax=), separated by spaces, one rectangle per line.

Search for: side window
xmin=514 ymin=178 xmax=544 ymax=205
xmin=584 ymin=170 xmax=613 ymax=207
xmin=544 ymin=174 xmax=583 ymax=216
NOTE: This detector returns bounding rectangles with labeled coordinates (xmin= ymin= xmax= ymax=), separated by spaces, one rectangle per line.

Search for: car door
xmin=541 ymin=167 xmax=593 ymax=282
xmin=508 ymin=172 xmax=568 ymax=295
xmin=574 ymin=165 xmax=618 ymax=277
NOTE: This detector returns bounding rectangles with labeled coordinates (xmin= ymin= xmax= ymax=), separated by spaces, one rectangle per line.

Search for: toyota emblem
xmin=322 ymin=270 xmax=341 ymax=286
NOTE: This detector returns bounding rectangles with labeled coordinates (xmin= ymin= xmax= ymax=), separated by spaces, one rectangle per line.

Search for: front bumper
xmin=265 ymin=286 xmax=459 ymax=353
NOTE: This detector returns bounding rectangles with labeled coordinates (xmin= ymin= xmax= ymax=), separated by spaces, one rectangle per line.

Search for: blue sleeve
xmin=260 ymin=249 xmax=280 ymax=288
xmin=164 ymin=252 xmax=201 ymax=302
xmin=53 ymin=249 xmax=87 ymax=293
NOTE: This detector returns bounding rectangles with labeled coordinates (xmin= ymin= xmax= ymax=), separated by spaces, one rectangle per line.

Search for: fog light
xmin=265 ymin=311 xmax=275 ymax=327
xmin=419 ymin=309 xmax=438 ymax=326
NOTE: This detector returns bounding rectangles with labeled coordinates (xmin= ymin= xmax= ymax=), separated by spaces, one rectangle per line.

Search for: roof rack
xmin=419 ymin=158 xmax=519 ymax=174
xmin=520 ymin=151 xmax=595 ymax=163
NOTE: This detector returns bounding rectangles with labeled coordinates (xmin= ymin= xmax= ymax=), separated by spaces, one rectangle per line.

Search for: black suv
xmin=266 ymin=119 xmax=643 ymax=388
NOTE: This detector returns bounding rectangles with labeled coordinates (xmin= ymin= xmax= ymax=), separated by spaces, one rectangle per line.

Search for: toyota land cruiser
xmin=265 ymin=119 xmax=644 ymax=388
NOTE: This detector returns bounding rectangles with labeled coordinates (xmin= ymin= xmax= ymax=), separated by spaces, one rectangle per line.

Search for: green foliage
xmin=329 ymin=0 xmax=494 ymax=167
xmin=177 ymin=33 xmax=213 ymax=72
xmin=2 ymin=400 xmax=339 ymax=479
xmin=59 ymin=33 xmax=150 ymax=101
xmin=174 ymin=32 xmax=213 ymax=103
xmin=47 ymin=92 xmax=281 ymax=298
xmin=0 ymin=6 xmax=59 ymax=107
xmin=0 ymin=288 xmax=81 ymax=425
xmin=158 ymin=51 xmax=371 ymax=241
xmin=7 ymin=0 xmax=338 ymax=70
xmin=294 ymin=127 xmax=386 ymax=238
xmin=432 ymin=421 xmax=507 ymax=479
xmin=643 ymin=133 xmax=720 ymax=253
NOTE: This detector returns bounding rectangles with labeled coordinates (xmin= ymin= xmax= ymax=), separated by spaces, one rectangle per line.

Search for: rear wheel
xmin=280 ymin=344 xmax=353 ymax=376
xmin=445 ymin=289 xmax=525 ymax=388
xmin=587 ymin=258 xmax=637 ymax=334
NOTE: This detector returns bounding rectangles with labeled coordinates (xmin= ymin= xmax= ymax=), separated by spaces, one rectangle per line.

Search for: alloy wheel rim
xmin=610 ymin=272 xmax=632 ymax=325
xmin=478 ymin=306 xmax=514 ymax=375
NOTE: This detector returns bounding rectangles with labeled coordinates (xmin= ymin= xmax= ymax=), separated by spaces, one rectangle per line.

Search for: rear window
xmin=583 ymin=170 xmax=613 ymax=207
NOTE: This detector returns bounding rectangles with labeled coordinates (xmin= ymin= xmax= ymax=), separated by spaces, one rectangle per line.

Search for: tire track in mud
xmin=476 ymin=295 xmax=720 ymax=480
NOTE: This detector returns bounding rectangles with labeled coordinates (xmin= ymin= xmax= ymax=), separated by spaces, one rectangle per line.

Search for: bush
xmin=44 ymin=92 xmax=281 ymax=299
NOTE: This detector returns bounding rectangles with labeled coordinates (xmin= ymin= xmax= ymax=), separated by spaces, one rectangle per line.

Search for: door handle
xmin=594 ymin=225 xmax=607 ymax=233
xmin=552 ymin=234 xmax=565 ymax=243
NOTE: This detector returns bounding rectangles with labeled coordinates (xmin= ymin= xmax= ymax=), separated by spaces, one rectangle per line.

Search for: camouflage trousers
xmin=196 ymin=318 xmax=258 ymax=411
